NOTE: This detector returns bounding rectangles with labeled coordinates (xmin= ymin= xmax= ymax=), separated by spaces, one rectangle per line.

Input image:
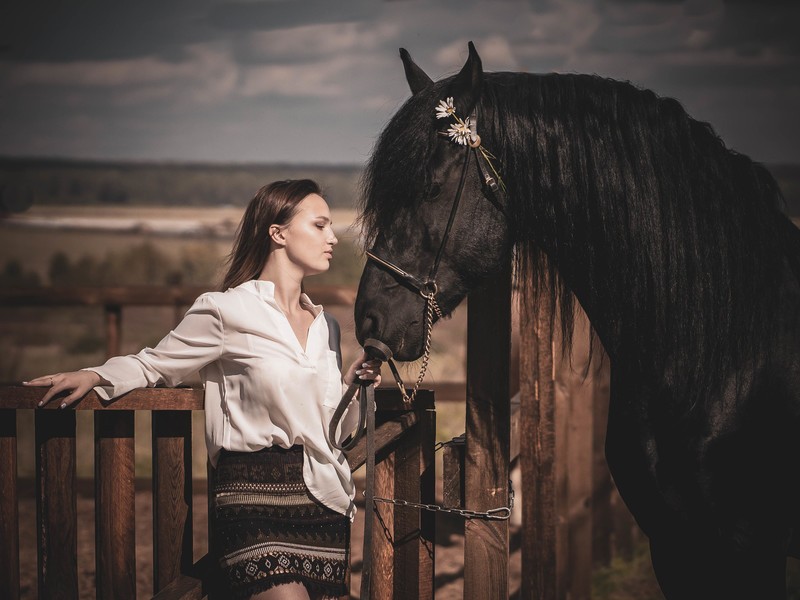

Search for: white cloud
xmin=4 ymin=43 xmax=239 ymax=105
xmin=246 ymin=21 xmax=400 ymax=59
xmin=434 ymin=35 xmax=518 ymax=71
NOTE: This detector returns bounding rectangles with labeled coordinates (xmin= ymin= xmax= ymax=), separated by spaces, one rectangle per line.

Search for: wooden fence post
xmin=520 ymin=287 xmax=556 ymax=599
xmin=95 ymin=411 xmax=136 ymax=599
xmin=464 ymin=264 xmax=512 ymax=599
xmin=0 ymin=408 xmax=20 ymax=600
xmin=36 ymin=410 xmax=78 ymax=599
xmin=152 ymin=410 xmax=193 ymax=593
xmin=555 ymin=310 xmax=594 ymax=600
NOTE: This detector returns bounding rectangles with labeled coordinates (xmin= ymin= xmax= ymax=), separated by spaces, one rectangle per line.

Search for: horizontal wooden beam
xmin=0 ymin=386 xmax=204 ymax=411
xmin=0 ymin=284 xmax=357 ymax=308
xmin=0 ymin=385 xmax=432 ymax=412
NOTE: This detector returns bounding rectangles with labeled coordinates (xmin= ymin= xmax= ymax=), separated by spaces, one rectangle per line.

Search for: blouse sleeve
xmin=82 ymin=293 xmax=224 ymax=400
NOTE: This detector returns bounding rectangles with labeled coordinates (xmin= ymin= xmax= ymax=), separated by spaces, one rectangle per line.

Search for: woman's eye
xmin=428 ymin=183 xmax=441 ymax=199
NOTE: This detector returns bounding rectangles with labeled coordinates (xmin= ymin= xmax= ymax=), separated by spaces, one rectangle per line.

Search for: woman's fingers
xmin=37 ymin=382 xmax=72 ymax=407
xmin=57 ymin=386 xmax=91 ymax=409
xmin=29 ymin=371 xmax=97 ymax=408
xmin=22 ymin=373 xmax=59 ymax=387
xmin=356 ymin=359 xmax=382 ymax=382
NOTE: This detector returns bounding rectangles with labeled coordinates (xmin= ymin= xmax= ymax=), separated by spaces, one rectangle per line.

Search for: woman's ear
xmin=269 ymin=224 xmax=286 ymax=247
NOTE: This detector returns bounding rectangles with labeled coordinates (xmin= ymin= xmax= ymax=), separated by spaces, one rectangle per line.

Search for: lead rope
xmin=360 ymin=380 xmax=376 ymax=600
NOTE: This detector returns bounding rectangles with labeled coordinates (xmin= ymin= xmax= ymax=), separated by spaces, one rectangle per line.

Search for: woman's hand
xmin=23 ymin=371 xmax=104 ymax=408
xmin=343 ymin=351 xmax=382 ymax=387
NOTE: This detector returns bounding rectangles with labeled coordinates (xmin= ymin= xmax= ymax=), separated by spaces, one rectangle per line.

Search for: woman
xmin=24 ymin=179 xmax=380 ymax=600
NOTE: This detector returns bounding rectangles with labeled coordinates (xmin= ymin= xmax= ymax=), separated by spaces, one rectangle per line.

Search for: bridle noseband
xmin=365 ymin=115 xmax=506 ymax=403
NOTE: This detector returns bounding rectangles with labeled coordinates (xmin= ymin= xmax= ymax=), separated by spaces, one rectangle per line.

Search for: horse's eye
xmin=428 ymin=183 xmax=441 ymax=199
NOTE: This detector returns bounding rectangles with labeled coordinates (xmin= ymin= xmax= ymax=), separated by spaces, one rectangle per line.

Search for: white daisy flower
xmin=446 ymin=118 xmax=475 ymax=145
xmin=435 ymin=97 xmax=456 ymax=119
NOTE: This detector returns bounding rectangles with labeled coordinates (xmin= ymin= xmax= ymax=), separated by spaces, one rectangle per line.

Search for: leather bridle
xmin=363 ymin=120 xmax=507 ymax=401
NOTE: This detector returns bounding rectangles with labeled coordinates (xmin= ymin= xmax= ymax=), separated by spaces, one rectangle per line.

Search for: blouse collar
xmin=238 ymin=279 xmax=323 ymax=317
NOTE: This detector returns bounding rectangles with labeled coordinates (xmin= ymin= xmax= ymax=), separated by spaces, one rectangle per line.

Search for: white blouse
xmin=84 ymin=279 xmax=359 ymax=520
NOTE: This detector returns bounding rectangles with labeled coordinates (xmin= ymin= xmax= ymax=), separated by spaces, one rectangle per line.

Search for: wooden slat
xmin=417 ymin=406 xmax=435 ymax=600
xmin=95 ymin=411 xmax=136 ymax=599
xmin=0 ymin=409 xmax=20 ymax=600
xmin=442 ymin=437 xmax=464 ymax=510
xmin=520 ymin=286 xmax=556 ymax=600
xmin=35 ymin=409 xmax=78 ymax=599
xmin=152 ymin=411 xmax=193 ymax=594
xmin=371 ymin=453 xmax=395 ymax=600
xmin=592 ymin=351 xmax=613 ymax=567
xmin=0 ymin=386 xmax=204 ymax=411
xmin=555 ymin=310 xmax=593 ymax=600
xmin=464 ymin=265 xmax=512 ymax=600
xmin=391 ymin=412 xmax=435 ymax=600
xmin=344 ymin=411 xmax=418 ymax=471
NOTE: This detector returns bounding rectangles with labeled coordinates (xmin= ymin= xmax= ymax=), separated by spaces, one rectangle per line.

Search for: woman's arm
xmin=24 ymin=293 xmax=224 ymax=408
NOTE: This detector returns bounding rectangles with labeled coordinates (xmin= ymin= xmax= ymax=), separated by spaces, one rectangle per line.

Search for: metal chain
xmin=367 ymin=480 xmax=515 ymax=521
xmin=394 ymin=291 xmax=441 ymax=405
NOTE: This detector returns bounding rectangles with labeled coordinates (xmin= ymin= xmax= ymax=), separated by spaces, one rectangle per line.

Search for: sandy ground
xmin=16 ymin=478 xmax=521 ymax=599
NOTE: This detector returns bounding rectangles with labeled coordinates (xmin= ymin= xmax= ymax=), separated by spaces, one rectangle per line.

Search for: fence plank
xmin=152 ymin=411 xmax=193 ymax=594
xmin=556 ymin=311 xmax=593 ymax=600
xmin=371 ymin=453 xmax=395 ymax=600
xmin=0 ymin=385 xmax=204 ymax=411
xmin=520 ymin=288 xmax=556 ymax=600
xmin=35 ymin=410 xmax=78 ymax=600
xmin=0 ymin=409 xmax=20 ymax=600
xmin=592 ymin=352 xmax=613 ymax=567
xmin=464 ymin=266 xmax=512 ymax=600
xmin=95 ymin=411 xmax=136 ymax=599
xmin=391 ymin=408 xmax=435 ymax=600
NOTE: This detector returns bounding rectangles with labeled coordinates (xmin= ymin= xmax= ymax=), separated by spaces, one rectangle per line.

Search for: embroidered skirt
xmin=212 ymin=445 xmax=350 ymax=599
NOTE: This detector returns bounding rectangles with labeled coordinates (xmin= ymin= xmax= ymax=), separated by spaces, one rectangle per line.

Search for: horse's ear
xmin=400 ymin=48 xmax=433 ymax=95
xmin=453 ymin=41 xmax=483 ymax=112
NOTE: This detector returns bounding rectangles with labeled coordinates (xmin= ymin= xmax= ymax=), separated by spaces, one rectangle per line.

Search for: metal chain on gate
xmin=366 ymin=479 xmax=515 ymax=521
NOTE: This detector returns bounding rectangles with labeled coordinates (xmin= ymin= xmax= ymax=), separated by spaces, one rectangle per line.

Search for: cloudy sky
xmin=1 ymin=0 xmax=798 ymax=165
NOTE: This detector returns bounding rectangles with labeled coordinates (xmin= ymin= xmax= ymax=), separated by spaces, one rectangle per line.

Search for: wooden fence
xmin=441 ymin=270 xmax=639 ymax=600
xmin=0 ymin=385 xmax=434 ymax=600
xmin=1 ymin=284 xmax=639 ymax=599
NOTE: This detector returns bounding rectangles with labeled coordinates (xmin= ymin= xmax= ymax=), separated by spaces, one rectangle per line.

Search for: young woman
xmin=24 ymin=179 xmax=380 ymax=600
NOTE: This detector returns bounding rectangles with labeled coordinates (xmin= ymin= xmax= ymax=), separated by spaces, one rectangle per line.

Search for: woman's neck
xmin=258 ymin=259 xmax=305 ymax=314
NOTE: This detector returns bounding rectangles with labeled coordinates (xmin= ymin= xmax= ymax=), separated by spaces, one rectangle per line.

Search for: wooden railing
xmin=0 ymin=385 xmax=434 ymax=600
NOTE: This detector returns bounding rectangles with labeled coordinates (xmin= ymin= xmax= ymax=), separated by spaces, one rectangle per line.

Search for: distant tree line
xmin=0 ymin=242 xmax=224 ymax=288
xmin=2 ymin=157 xmax=798 ymax=216
xmin=0 ymin=238 xmax=363 ymax=289
xmin=0 ymin=158 xmax=363 ymax=213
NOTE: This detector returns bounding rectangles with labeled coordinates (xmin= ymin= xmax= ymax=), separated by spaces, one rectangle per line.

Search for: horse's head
xmin=355 ymin=43 xmax=511 ymax=360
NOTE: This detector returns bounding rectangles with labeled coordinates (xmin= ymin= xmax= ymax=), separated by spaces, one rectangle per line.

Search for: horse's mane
xmin=360 ymin=72 xmax=797 ymax=410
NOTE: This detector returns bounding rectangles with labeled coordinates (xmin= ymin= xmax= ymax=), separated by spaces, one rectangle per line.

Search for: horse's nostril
xmin=360 ymin=315 xmax=378 ymax=339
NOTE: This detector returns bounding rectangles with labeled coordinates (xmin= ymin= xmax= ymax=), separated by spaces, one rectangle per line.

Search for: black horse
xmin=354 ymin=42 xmax=800 ymax=598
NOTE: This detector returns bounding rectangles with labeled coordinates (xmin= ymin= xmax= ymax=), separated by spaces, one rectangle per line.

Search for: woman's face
xmin=280 ymin=193 xmax=338 ymax=275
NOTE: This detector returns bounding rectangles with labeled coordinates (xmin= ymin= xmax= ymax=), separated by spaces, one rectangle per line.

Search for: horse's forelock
xmin=358 ymin=84 xmax=445 ymax=248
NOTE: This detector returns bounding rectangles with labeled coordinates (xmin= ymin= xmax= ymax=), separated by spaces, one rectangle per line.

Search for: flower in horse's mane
xmin=446 ymin=117 xmax=477 ymax=146
xmin=436 ymin=97 xmax=478 ymax=145
xmin=435 ymin=97 xmax=456 ymax=119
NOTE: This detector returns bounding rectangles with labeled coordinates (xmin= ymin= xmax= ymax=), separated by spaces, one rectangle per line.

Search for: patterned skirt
xmin=212 ymin=445 xmax=350 ymax=599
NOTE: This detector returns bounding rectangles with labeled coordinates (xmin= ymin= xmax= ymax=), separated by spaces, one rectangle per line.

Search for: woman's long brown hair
xmin=221 ymin=179 xmax=322 ymax=291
